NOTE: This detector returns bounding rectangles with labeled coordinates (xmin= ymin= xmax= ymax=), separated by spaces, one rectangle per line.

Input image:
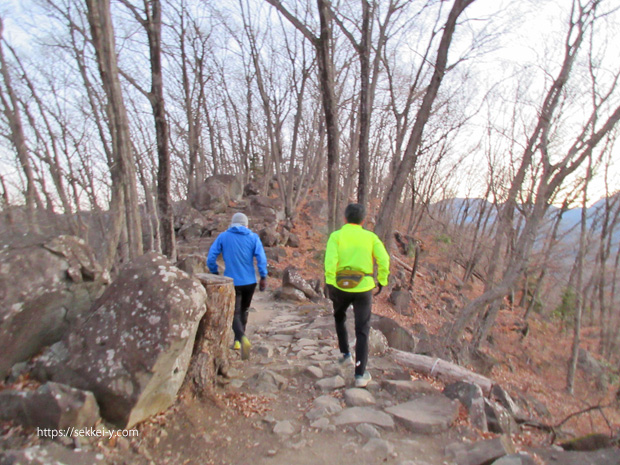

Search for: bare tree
xmin=567 ymin=156 xmax=593 ymax=393
xmin=445 ymin=0 xmax=620 ymax=351
xmin=85 ymin=0 xmax=143 ymax=268
xmin=0 ymin=17 xmax=42 ymax=231
xmin=265 ymin=0 xmax=341 ymax=232
xmin=118 ymin=0 xmax=175 ymax=260
xmin=374 ymin=0 xmax=476 ymax=246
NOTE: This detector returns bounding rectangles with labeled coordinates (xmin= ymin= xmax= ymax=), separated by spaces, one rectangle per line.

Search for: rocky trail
xmin=131 ymin=291 xmax=458 ymax=465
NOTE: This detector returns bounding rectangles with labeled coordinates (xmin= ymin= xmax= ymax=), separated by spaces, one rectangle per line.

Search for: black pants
xmin=329 ymin=286 xmax=372 ymax=377
xmin=233 ymin=283 xmax=256 ymax=341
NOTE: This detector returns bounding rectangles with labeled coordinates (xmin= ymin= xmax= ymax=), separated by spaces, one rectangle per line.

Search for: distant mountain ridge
xmin=433 ymin=194 xmax=620 ymax=262
xmin=435 ymin=194 xmax=620 ymax=234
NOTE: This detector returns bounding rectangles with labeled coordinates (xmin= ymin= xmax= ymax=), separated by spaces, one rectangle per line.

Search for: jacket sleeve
xmin=373 ymin=235 xmax=390 ymax=286
xmin=254 ymin=234 xmax=268 ymax=278
xmin=324 ymin=232 xmax=339 ymax=285
xmin=206 ymin=235 xmax=222 ymax=274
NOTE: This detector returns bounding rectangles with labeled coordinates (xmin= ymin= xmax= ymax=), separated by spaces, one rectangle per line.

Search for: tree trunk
xmin=567 ymin=159 xmax=592 ymax=393
xmin=357 ymin=0 xmax=371 ymax=206
xmin=186 ymin=274 xmax=235 ymax=396
xmin=145 ymin=0 xmax=176 ymax=261
xmin=316 ymin=0 xmax=341 ymax=232
xmin=0 ymin=174 xmax=13 ymax=226
xmin=135 ymin=151 xmax=160 ymax=253
xmin=85 ymin=0 xmax=143 ymax=268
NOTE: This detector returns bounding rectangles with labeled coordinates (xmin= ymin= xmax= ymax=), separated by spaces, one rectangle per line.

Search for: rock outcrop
xmin=0 ymin=235 xmax=107 ymax=379
xmin=191 ymin=174 xmax=243 ymax=212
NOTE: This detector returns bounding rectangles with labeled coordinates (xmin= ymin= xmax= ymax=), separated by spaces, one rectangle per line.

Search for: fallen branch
xmin=389 ymin=348 xmax=493 ymax=395
xmin=392 ymin=255 xmax=413 ymax=272
xmin=453 ymin=257 xmax=486 ymax=282
xmin=516 ymin=401 xmax=617 ymax=446
xmin=392 ymin=254 xmax=426 ymax=280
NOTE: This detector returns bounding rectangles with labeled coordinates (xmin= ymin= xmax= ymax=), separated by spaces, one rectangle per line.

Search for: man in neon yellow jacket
xmin=324 ymin=203 xmax=390 ymax=388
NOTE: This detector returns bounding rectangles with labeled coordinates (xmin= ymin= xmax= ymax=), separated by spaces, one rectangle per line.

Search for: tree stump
xmin=186 ymin=274 xmax=235 ymax=397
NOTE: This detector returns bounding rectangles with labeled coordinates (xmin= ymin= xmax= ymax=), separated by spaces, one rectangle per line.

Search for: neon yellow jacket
xmin=324 ymin=223 xmax=390 ymax=292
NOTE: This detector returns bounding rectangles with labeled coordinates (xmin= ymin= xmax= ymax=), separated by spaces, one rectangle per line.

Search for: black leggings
xmin=233 ymin=283 xmax=257 ymax=341
xmin=329 ymin=286 xmax=372 ymax=377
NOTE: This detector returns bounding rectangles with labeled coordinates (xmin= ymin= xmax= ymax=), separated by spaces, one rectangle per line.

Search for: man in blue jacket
xmin=207 ymin=212 xmax=268 ymax=360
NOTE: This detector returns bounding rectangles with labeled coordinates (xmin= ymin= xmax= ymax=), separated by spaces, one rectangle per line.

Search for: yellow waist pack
xmin=335 ymin=267 xmax=372 ymax=289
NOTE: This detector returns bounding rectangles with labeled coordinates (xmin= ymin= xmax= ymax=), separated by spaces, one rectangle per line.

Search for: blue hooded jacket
xmin=206 ymin=225 xmax=268 ymax=286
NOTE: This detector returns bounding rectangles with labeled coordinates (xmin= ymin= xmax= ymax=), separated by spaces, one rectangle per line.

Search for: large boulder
xmin=273 ymin=286 xmax=307 ymax=302
xmin=52 ymin=253 xmax=208 ymax=428
xmin=368 ymin=327 xmax=389 ymax=356
xmin=0 ymin=382 xmax=99 ymax=429
xmin=191 ymin=174 xmax=243 ymax=212
xmin=301 ymin=199 xmax=327 ymax=222
xmin=370 ymin=314 xmax=418 ymax=352
xmin=259 ymin=226 xmax=281 ymax=247
xmin=485 ymin=399 xmax=519 ymax=435
xmin=388 ymin=288 xmax=413 ymax=315
xmin=446 ymin=436 xmax=515 ymax=465
xmin=176 ymin=254 xmax=208 ymax=275
xmin=577 ymin=348 xmax=607 ymax=389
xmin=282 ymin=266 xmax=319 ymax=301
xmin=443 ymin=381 xmax=488 ymax=432
xmin=246 ymin=195 xmax=284 ymax=223
xmin=0 ymin=235 xmax=107 ymax=379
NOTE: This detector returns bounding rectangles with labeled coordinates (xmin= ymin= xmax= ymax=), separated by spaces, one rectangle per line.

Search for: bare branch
xmin=264 ymin=0 xmax=317 ymax=44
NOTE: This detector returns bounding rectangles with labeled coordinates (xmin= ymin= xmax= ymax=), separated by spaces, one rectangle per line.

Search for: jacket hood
xmin=228 ymin=225 xmax=251 ymax=235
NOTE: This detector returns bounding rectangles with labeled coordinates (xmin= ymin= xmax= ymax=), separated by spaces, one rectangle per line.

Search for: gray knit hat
xmin=231 ymin=212 xmax=248 ymax=227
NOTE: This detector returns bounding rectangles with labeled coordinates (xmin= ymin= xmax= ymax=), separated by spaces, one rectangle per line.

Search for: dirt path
xmin=129 ymin=291 xmax=459 ymax=465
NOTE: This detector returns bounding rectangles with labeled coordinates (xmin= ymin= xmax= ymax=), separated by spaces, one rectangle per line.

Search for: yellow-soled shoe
xmin=233 ymin=340 xmax=241 ymax=350
xmin=240 ymin=336 xmax=251 ymax=360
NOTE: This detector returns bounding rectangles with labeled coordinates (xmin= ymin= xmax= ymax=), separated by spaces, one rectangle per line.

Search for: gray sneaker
xmin=354 ymin=371 xmax=372 ymax=388
xmin=338 ymin=353 xmax=354 ymax=365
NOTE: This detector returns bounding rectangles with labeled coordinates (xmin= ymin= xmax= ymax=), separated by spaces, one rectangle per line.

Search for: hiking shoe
xmin=354 ymin=371 xmax=372 ymax=388
xmin=233 ymin=340 xmax=241 ymax=350
xmin=240 ymin=336 xmax=251 ymax=360
xmin=338 ymin=353 xmax=354 ymax=365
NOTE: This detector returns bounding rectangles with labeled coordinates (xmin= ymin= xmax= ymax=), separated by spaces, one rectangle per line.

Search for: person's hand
xmin=324 ymin=283 xmax=334 ymax=299
xmin=259 ymin=277 xmax=267 ymax=291
xmin=374 ymin=284 xmax=383 ymax=296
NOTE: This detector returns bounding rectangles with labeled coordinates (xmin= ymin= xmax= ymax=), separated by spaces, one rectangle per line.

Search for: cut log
xmin=389 ymin=348 xmax=493 ymax=396
xmin=186 ymin=274 xmax=235 ymax=397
